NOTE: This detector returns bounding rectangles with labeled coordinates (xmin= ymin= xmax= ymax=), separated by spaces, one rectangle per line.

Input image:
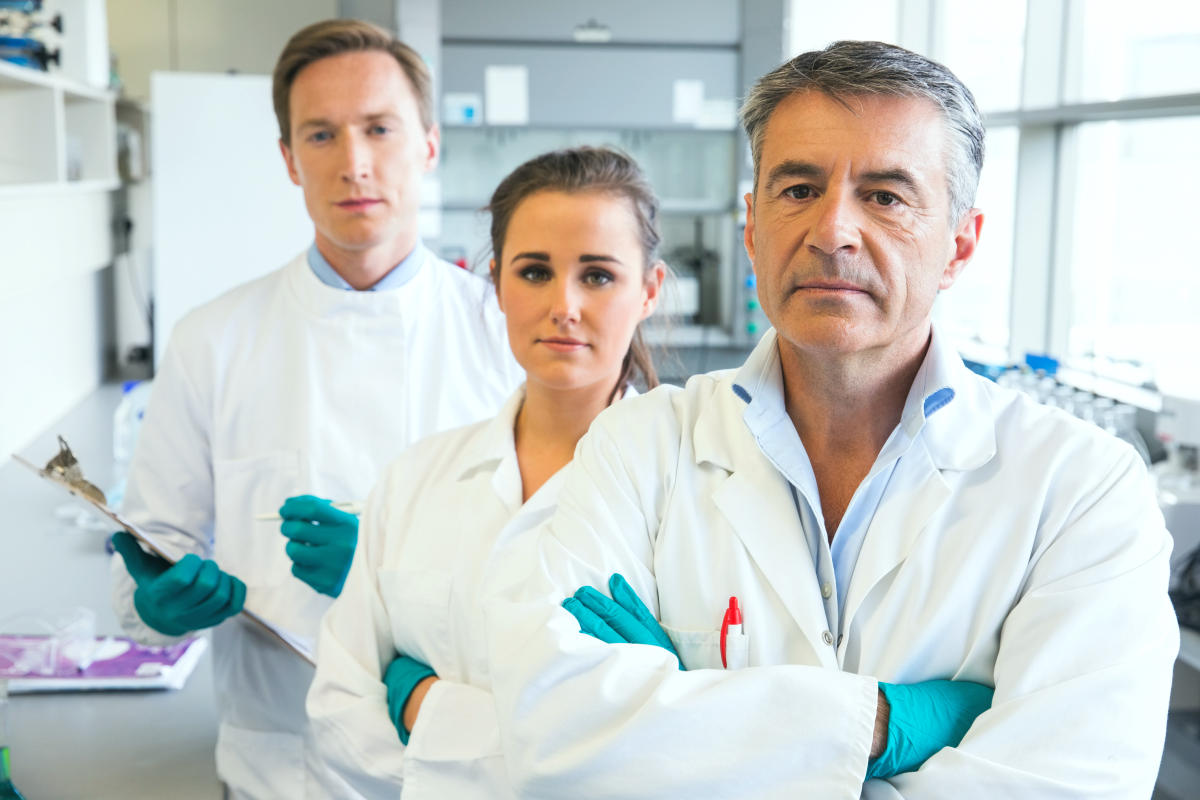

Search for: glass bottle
xmin=0 ymin=681 xmax=25 ymax=800
xmin=1101 ymin=404 xmax=1153 ymax=466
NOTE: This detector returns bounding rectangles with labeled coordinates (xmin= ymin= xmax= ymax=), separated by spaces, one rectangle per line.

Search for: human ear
xmin=940 ymin=208 xmax=983 ymax=290
xmin=280 ymin=139 xmax=301 ymax=187
xmin=423 ymin=124 xmax=441 ymax=171
xmin=490 ymin=258 xmax=503 ymax=312
xmin=640 ymin=261 xmax=667 ymax=320
xmin=743 ymin=192 xmax=757 ymax=268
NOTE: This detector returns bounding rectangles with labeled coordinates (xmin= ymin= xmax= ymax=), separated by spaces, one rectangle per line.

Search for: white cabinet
xmin=0 ymin=58 xmax=116 ymax=191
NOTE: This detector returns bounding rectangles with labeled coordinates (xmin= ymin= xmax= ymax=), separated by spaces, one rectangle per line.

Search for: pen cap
xmin=723 ymin=596 xmax=742 ymax=626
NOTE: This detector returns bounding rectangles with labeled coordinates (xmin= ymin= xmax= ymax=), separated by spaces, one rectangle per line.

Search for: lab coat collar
xmin=910 ymin=326 xmax=997 ymax=473
xmin=702 ymin=325 xmax=997 ymax=474
xmin=283 ymin=246 xmax=437 ymax=319
xmin=306 ymin=240 xmax=426 ymax=292
xmin=455 ymin=385 xmax=526 ymax=485
xmin=453 ymin=383 xmax=640 ymax=488
xmin=693 ymin=330 xmax=780 ymax=472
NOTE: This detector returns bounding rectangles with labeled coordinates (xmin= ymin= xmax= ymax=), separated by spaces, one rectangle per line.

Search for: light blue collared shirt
xmin=731 ymin=331 xmax=956 ymax=638
xmin=306 ymin=241 xmax=427 ymax=291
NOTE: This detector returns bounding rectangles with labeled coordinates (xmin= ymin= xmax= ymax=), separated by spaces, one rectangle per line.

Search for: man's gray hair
xmin=741 ymin=40 xmax=985 ymax=223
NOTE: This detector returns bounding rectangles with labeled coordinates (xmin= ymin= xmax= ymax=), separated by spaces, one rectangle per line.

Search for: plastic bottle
xmin=0 ymin=681 xmax=26 ymax=800
xmin=110 ymin=380 xmax=153 ymax=509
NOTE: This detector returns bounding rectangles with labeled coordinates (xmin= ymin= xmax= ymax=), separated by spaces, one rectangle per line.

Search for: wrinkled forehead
xmin=756 ymin=91 xmax=952 ymax=194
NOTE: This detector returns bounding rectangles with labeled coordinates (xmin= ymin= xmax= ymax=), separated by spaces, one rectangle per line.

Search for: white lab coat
xmin=486 ymin=327 xmax=1179 ymax=800
xmin=307 ymin=384 xmax=635 ymax=799
xmin=111 ymin=250 xmax=523 ymax=799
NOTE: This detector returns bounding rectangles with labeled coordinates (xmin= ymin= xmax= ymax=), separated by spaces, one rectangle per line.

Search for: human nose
xmin=550 ymin=280 xmax=581 ymax=326
xmin=337 ymin=131 xmax=370 ymax=182
xmin=805 ymin=187 xmax=863 ymax=255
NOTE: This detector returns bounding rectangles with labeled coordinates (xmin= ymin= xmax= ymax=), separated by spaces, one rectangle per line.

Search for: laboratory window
xmin=1067 ymin=0 xmax=1200 ymax=103
xmin=1060 ymin=115 xmax=1200 ymax=394
xmin=933 ymin=0 xmax=1027 ymax=113
xmin=933 ymin=126 xmax=1019 ymax=354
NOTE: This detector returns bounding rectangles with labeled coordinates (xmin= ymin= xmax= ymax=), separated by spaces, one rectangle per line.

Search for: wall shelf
xmin=0 ymin=178 xmax=120 ymax=197
xmin=0 ymin=59 xmax=117 ymax=189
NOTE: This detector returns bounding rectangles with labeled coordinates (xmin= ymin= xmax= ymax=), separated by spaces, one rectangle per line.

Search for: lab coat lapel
xmin=841 ymin=439 xmax=950 ymax=636
xmin=702 ymin=394 xmax=836 ymax=665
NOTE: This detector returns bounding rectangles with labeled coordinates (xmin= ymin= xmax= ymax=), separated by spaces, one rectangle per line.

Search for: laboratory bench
xmin=1 ymin=383 xmax=221 ymax=799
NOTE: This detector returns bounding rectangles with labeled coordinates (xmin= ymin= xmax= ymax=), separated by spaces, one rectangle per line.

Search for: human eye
xmin=518 ymin=265 xmax=551 ymax=283
xmin=869 ymin=190 xmax=903 ymax=207
xmin=782 ymin=184 xmax=816 ymax=201
xmin=368 ymin=123 xmax=391 ymax=136
xmin=582 ymin=268 xmax=614 ymax=287
xmin=307 ymin=129 xmax=332 ymax=144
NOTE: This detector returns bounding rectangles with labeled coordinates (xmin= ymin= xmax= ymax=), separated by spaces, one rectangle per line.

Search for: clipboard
xmin=12 ymin=447 xmax=316 ymax=665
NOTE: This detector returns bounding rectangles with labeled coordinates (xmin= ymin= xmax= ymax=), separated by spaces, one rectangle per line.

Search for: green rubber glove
xmin=866 ymin=679 xmax=994 ymax=780
xmin=562 ymin=573 xmax=682 ymax=669
xmin=383 ymin=654 xmax=437 ymax=745
xmin=279 ymin=495 xmax=358 ymax=597
xmin=111 ymin=531 xmax=246 ymax=637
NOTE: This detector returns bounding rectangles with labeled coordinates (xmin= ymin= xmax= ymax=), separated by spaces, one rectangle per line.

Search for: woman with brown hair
xmin=307 ymin=145 xmax=666 ymax=797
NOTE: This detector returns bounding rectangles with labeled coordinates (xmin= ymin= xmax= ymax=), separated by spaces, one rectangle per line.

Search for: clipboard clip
xmin=41 ymin=435 xmax=107 ymax=505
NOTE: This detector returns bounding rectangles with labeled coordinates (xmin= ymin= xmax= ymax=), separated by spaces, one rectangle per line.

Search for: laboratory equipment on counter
xmin=664 ymin=219 xmax=717 ymax=323
xmin=0 ymin=681 xmax=26 ymax=799
xmin=1157 ymin=395 xmax=1200 ymax=630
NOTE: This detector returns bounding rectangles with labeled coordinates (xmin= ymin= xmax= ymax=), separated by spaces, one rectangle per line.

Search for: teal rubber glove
xmin=383 ymin=654 xmax=437 ymax=745
xmin=279 ymin=495 xmax=358 ymax=597
xmin=866 ymin=679 xmax=994 ymax=780
xmin=562 ymin=573 xmax=683 ymax=669
xmin=111 ymin=531 xmax=246 ymax=637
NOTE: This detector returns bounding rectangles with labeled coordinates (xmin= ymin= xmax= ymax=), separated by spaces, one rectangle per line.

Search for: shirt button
xmin=821 ymin=582 xmax=833 ymax=599
xmin=822 ymin=630 xmax=834 ymax=646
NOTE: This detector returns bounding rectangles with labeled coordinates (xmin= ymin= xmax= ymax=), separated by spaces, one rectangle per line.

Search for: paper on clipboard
xmin=11 ymin=452 xmax=315 ymax=665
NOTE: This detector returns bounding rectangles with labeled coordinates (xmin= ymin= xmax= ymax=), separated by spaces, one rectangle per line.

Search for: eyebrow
xmin=509 ymin=251 xmax=549 ymax=263
xmin=765 ymin=160 xmax=823 ymax=191
xmin=295 ymin=112 xmax=402 ymax=133
xmin=509 ymin=252 xmax=623 ymax=265
xmin=860 ymin=168 xmax=922 ymax=198
xmin=765 ymin=160 xmax=924 ymax=198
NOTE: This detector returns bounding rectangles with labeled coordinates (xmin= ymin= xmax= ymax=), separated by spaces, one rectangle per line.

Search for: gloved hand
xmin=562 ymin=573 xmax=682 ymax=669
xmin=866 ymin=679 xmax=994 ymax=780
xmin=383 ymin=654 xmax=437 ymax=745
xmin=278 ymin=495 xmax=358 ymax=597
xmin=112 ymin=531 xmax=246 ymax=637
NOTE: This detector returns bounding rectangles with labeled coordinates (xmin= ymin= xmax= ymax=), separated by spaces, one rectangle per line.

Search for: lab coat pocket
xmin=660 ymin=624 xmax=749 ymax=671
xmin=379 ymin=568 xmax=454 ymax=674
xmin=212 ymin=450 xmax=301 ymax=588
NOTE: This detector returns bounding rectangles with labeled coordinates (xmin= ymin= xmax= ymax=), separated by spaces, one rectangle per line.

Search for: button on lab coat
xmin=486 ymin=328 xmax=1178 ymax=800
xmin=111 ymin=251 xmax=522 ymax=799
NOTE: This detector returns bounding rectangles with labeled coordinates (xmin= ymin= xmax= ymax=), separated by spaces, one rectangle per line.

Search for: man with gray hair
xmin=486 ymin=41 xmax=1177 ymax=797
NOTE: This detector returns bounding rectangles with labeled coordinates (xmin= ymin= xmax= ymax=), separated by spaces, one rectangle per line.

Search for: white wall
xmin=106 ymin=0 xmax=339 ymax=102
xmin=0 ymin=191 xmax=113 ymax=456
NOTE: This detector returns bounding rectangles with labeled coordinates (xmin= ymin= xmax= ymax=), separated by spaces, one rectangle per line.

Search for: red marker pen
xmin=719 ymin=596 xmax=742 ymax=669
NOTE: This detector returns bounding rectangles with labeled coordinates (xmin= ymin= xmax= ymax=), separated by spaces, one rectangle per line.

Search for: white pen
xmin=254 ymin=501 xmax=364 ymax=521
